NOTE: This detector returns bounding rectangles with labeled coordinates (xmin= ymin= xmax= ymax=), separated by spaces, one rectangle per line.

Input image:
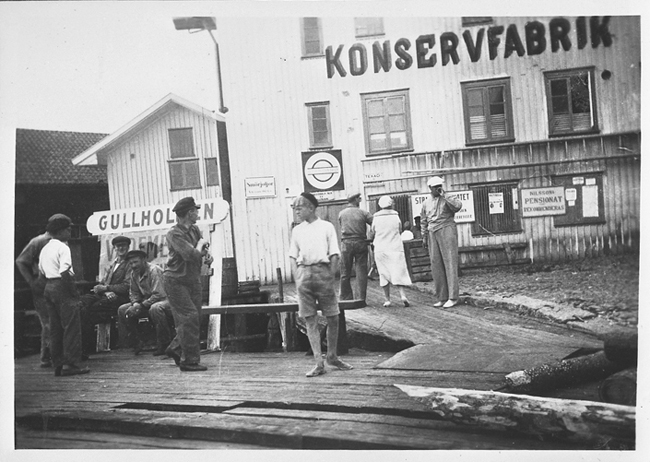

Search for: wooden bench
xmin=202 ymin=299 xmax=366 ymax=354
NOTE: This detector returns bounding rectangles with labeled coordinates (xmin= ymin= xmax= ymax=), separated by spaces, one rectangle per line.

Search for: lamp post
xmin=173 ymin=16 xmax=228 ymax=114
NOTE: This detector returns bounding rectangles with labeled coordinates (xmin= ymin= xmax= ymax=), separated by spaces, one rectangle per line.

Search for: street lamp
xmin=173 ymin=16 xmax=228 ymax=114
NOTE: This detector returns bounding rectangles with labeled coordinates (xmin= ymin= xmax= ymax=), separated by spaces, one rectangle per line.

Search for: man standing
xmin=117 ymin=249 xmax=174 ymax=356
xmin=38 ymin=214 xmax=89 ymax=376
xmin=338 ymin=192 xmax=373 ymax=301
xmin=421 ymin=176 xmax=463 ymax=308
xmin=15 ymin=214 xmax=66 ymax=367
xmin=164 ymin=197 xmax=213 ymax=372
xmin=290 ymin=192 xmax=353 ymax=377
xmin=79 ymin=235 xmax=131 ymax=354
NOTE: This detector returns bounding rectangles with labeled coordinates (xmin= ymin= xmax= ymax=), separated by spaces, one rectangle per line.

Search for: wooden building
xmin=211 ymin=15 xmax=640 ymax=283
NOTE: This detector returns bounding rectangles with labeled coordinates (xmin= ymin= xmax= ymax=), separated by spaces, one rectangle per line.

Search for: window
xmin=301 ymin=18 xmax=323 ymax=57
xmin=361 ymin=89 xmax=412 ymax=155
xmin=462 ymin=17 xmax=493 ymax=27
xmin=545 ymin=68 xmax=598 ymax=136
xmin=552 ymin=174 xmax=605 ymax=226
xmin=168 ymin=128 xmax=200 ymax=190
xmin=354 ymin=18 xmax=384 ymax=37
xmin=307 ymin=102 xmax=332 ymax=148
xmin=461 ymin=78 xmax=514 ymax=145
xmin=470 ymin=182 xmax=522 ymax=236
xmin=205 ymin=158 xmax=220 ymax=187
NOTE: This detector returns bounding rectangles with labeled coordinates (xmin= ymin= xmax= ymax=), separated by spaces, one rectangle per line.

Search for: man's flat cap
xmin=46 ymin=214 xmax=72 ymax=234
xmin=347 ymin=192 xmax=362 ymax=202
xmin=111 ymin=236 xmax=131 ymax=246
xmin=125 ymin=249 xmax=147 ymax=260
xmin=172 ymin=196 xmax=201 ymax=213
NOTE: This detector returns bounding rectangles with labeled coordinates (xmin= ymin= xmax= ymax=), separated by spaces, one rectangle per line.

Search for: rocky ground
xmin=413 ymin=253 xmax=640 ymax=336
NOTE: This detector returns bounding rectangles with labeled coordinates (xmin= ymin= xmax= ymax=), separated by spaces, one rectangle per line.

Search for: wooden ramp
xmin=15 ymin=350 xmax=594 ymax=450
xmin=15 ymin=281 xmax=607 ymax=450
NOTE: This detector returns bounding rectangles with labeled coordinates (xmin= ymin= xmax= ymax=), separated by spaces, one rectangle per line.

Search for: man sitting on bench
xmin=117 ymin=249 xmax=174 ymax=356
xmin=79 ymin=236 xmax=131 ymax=355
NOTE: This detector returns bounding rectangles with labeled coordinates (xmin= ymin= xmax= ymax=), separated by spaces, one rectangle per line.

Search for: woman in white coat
xmin=370 ymin=196 xmax=412 ymax=307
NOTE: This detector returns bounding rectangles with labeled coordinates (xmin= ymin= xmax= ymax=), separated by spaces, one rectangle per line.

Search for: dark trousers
xmin=164 ymin=276 xmax=202 ymax=365
xmin=117 ymin=300 xmax=175 ymax=350
xmin=32 ymin=292 xmax=51 ymax=363
xmin=43 ymin=280 xmax=82 ymax=368
xmin=79 ymin=293 xmax=128 ymax=353
xmin=339 ymin=239 xmax=369 ymax=301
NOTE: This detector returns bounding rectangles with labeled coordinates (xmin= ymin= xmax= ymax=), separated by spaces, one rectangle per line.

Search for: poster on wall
xmin=410 ymin=190 xmax=475 ymax=223
xmin=488 ymin=192 xmax=504 ymax=214
xmin=521 ymin=186 xmax=566 ymax=217
xmin=301 ymin=149 xmax=344 ymax=192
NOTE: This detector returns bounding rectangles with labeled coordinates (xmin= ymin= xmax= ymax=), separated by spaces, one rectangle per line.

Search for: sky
xmin=2 ymin=1 xmax=649 ymax=460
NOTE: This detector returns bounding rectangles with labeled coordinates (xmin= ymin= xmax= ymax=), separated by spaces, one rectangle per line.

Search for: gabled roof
xmin=15 ymin=128 xmax=108 ymax=185
xmin=72 ymin=93 xmax=223 ymax=166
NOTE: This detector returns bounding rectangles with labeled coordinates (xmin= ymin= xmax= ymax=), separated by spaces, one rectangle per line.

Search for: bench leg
xmin=96 ymin=323 xmax=111 ymax=352
xmin=279 ymin=312 xmax=298 ymax=352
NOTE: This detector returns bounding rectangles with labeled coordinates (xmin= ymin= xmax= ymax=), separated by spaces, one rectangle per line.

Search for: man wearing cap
xmin=164 ymin=197 xmax=213 ymax=372
xmin=38 ymin=214 xmax=89 ymax=376
xmin=290 ymin=192 xmax=353 ymax=377
xmin=420 ymin=176 xmax=463 ymax=309
xmin=79 ymin=235 xmax=132 ymax=354
xmin=15 ymin=214 xmax=67 ymax=367
xmin=117 ymin=249 xmax=174 ymax=356
xmin=338 ymin=192 xmax=373 ymax=301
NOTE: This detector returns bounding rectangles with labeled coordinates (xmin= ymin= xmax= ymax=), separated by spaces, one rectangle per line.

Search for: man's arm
xmin=420 ymin=202 xmax=429 ymax=247
xmin=441 ymin=193 xmax=463 ymax=213
xmin=129 ymin=272 xmax=142 ymax=304
xmin=15 ymin=241 xmax=37 ymax=285
xmin=329 ymin=254 xmax=339 ymax=275
xmin=142 ymin=267 xmax=166 ymax=308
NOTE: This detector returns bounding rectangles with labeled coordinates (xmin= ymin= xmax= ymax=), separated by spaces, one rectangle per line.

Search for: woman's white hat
xmin=378 ymin=195 xmax=393 ymax=209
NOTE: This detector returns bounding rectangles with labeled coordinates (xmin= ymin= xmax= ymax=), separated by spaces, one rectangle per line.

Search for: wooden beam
xmin=201 ymin=299 xmax=366 ymax=316
xmin=395 ymin=384 xmax=635 ymax=445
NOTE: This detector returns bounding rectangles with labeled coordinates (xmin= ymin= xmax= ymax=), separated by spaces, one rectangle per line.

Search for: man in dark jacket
xmin=79 ymin=235 xmax=131 ymax=354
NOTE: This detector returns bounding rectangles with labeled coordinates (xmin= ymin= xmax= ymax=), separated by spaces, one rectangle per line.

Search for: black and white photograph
xmin=1 ymin=0 xmax=647 ymax=459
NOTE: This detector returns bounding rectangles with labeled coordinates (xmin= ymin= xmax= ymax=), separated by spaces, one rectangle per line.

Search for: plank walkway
xmin=14 ymin=279 xmax=607 ymax=450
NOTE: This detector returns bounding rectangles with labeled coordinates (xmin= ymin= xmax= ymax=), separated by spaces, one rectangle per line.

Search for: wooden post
xmin=396 ymin=384 xmax=635 ymax=445
xmin=95 ymin=323 xmax=111 ymax=352
xmin=337 ymin=309 xmax=348 ymax=355
xmin=207 ymin=315 xmax=221 ymax=351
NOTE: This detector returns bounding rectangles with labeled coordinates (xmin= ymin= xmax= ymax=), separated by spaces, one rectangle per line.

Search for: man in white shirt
xmin=289 ymin=192 xmax=353 ymax=377
xmin=39 ymin=214 xmax=89 ymax=377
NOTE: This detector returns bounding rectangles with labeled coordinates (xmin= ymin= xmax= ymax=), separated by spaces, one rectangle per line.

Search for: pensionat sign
xmin=86 ymin=198 xmax=230 ymax=235
xmin=520 ymin=187 xmax=566 ymax=217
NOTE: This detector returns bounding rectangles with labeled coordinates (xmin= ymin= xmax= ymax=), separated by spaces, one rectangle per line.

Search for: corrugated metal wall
xmin=217 ymin=16 xmax=640 ymax=282
xmin=106 ymin=104 xmax=234 ymax=257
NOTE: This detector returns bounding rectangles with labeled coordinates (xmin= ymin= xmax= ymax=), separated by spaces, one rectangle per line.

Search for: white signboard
xmin=489 ymin=192 xmax=504 ymax=214
xmin=410 ymin=190 xmax=475 ymax=223
xmin=521 ymin=187 xmax=566 ymax=217
xmin=565 ymin=188 xmax=577 ymax=202
xmin=245 ymin=176 xmax=276 ymax=198
xmin=86 ymin=198 xmax=230 ymax=235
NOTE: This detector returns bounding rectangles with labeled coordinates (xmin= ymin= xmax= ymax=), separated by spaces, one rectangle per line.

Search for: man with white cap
xmin=420 ymin=176 xmax=463 ymax=308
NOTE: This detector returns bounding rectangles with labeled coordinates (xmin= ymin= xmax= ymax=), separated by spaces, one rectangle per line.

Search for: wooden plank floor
xmin=15 ymin=280 xmax=607 ymax=450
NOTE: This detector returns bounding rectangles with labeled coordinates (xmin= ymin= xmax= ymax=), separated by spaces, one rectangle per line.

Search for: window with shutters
xmin=205 ymin=158 xmax=220 ymax=187
xmin=545 ymin=68 xmax=598 ymax=136
xmin=307 ymin=102 xmax=332 ymax=148
xmin=552 ymin=174 xmax=605 ymax=226
xmin=301 ymin=18 xmax=323 ymax=57
xmin=168 ymin=128 xmax=200 ymax=191
xmin=470 ymin=182 xmax=522 ymax=236
xmin=354 ymin=18 xmax=385 ymax=38
xmin=361 ymin=89 xmax=413 ymax=156
xmin=461 ymin=78 xmax=514 ymax=145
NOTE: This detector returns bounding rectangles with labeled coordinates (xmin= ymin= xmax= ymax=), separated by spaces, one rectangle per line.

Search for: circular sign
xmin=304 ymin=151 xmax=342 ymax=190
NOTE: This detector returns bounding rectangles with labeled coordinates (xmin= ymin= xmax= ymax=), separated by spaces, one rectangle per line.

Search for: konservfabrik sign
xmin=326 ymin=17 xmax=612 ymax=78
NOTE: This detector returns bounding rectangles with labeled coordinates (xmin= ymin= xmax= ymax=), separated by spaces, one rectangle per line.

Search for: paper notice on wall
xmin=586 ymin=178 xmax=596 ymax=185
xmin=582 ymin=185 xmax=599 ymax=217
xmin=565 ymin=188 xmax=577 ymax=202
xmin=512 ymin=188 xmax=519 ymax=210
xmin=489 ymin=192 xmax=504 ymax=214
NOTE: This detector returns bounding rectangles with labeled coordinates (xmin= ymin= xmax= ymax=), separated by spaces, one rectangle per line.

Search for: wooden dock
xmin=15 ymin=280 xmax=614 ymax=450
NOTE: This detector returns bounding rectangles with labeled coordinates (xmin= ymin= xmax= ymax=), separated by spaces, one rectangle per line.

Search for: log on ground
xmin=395 ymin=384 xmax=635 ymax=446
